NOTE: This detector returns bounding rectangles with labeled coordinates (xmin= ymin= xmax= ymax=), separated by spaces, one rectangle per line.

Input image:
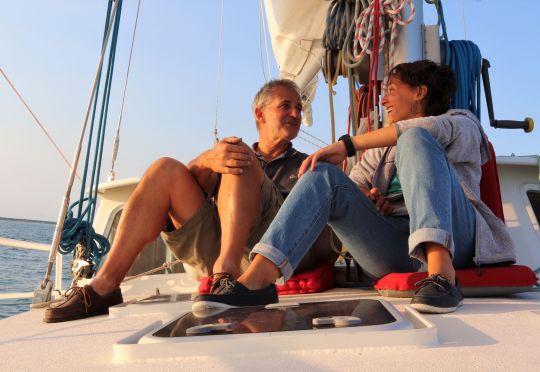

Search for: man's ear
xmin=255 ymin=107 xmax=265 ymax=124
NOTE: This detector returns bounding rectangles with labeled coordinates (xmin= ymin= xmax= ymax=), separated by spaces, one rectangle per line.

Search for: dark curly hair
xmin=388 ymin=60 xmax=456 ymax=117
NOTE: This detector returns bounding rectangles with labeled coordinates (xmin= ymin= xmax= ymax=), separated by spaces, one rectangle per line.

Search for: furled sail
xmin=263 ymin=0 xmax=331 ymax=126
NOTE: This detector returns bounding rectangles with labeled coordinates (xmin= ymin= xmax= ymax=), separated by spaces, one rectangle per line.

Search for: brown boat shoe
xmin=43 ymin=285 xmax=123 ymax=323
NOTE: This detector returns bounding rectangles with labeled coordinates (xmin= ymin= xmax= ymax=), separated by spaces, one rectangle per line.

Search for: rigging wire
xmin=258 ymin=0 xmax=273 ymax=82
xmin=258 ymin=0 xmax=268 ymax=82
xmin=460 ymin=0 xmax=468 ymax=40
xmin=213 ymin=0 xmax=225 ymax=144
xmin=108 ymin=0 xmax=142 ymax=181
xmin=297 ymin=133 xmax=324 ymax=149
xmin=0 ymin=67 xmax=80 ymax=181
xmin=299 ymin=128 xmax=329 ymax=147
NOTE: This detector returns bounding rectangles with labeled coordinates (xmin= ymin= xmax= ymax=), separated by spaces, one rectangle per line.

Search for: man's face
xmin=257 ymin=86 xmax=302 ymax=142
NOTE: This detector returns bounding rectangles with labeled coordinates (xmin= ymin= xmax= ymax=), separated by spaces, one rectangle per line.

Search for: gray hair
xmin=252 ymin=79 xmax=301 ymax=130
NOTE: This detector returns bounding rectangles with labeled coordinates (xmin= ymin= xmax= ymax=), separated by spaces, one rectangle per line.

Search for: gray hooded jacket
xmin=348 ymin=109 xmax=516 ymax=266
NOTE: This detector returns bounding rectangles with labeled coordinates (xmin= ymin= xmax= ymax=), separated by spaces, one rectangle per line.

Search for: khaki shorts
xmin=161 ymin=176 xmax=339 ymax=279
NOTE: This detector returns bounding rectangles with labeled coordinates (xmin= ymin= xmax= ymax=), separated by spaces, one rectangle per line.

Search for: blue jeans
xmin=251 ymin=128 xmax=476 ymax=281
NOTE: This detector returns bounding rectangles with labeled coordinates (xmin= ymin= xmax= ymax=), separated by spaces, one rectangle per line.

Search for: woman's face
xmin=381 ymin=76 xmax=426 ymax=125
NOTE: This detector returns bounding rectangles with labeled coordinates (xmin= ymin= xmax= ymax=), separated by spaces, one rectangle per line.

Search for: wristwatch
xmin=338 ymin=134 xmax=356 ymax=157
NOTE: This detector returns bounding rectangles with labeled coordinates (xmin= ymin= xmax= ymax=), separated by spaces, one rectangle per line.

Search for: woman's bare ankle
xmin=425 ymin=243 xmax=456 ymax=285
xmin=237 ymin=255 xmax=280 ymax=290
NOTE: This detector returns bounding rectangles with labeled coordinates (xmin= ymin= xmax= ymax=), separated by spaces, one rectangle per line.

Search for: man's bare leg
xmin=91 ymin=157 xmax=205 ymax=295
xmin=213 ymin=149 xmax=265 ymax=278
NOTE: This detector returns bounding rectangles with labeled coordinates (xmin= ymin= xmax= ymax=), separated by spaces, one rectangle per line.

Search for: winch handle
xmin=482 ymin=58 xmax=534 ymax=133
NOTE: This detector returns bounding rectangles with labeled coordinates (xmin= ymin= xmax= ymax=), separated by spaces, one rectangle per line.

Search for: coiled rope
xmin=448 ymin=40 xmax=482 ymax=119
xmin=427 ymin=0 xmax=481 ymax=119
xmin=324 ymin=0 xmax=415 ymax=134
xmin=350 ymin=0 xmax=415 ymax=70
xmin=352 ymin=0 xmax=415 ymax=130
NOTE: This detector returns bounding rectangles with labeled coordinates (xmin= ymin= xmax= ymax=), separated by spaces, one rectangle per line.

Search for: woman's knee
xmin=396 ymin=127 xmax=441 ymax=166
xmin=397 ymin=127 xmax=432 ymax=149
xmin=309 ymin=162 xmax=344 ymax=181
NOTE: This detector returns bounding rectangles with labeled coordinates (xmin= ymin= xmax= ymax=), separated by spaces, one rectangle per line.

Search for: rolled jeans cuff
xmin=250 ymin=242 xmax=294 ymax=284
xmin=408 ymin=228 xmax=454 ymax=264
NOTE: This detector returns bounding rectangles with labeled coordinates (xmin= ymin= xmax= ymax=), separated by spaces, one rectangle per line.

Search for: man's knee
xmin=144 ymin=157 xmax=191 ymax=185
xmin=150 ymin=157 xmax=187 ymax=174
xmin=221 ymin=144 xmax=264 ymax=185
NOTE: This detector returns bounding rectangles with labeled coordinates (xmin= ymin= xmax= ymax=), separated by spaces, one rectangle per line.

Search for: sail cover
xmin=264 ymin=0 xmax=331 ymax=126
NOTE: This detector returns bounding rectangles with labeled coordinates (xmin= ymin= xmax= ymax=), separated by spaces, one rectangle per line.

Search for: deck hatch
xmin=152 ymin=299 xmax=397 ymax=337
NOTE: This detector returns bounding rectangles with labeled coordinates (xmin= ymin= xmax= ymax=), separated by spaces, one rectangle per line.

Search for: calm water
xmin=0 ymin=218 xmax=72 ymax=320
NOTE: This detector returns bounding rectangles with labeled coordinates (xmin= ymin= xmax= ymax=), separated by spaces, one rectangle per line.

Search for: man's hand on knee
xmin=204 ymin=137 xmax=254 ymax=175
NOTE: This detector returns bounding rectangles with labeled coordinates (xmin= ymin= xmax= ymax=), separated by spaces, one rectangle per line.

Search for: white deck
xmin=2 ymin=274 xmax=540 ymax=371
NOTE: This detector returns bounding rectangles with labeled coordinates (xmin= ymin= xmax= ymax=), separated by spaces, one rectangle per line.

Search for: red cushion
xmin=199 ymin=276 xmax=212 ymax=294
xmin=199 ymin=262 xmax=336 ymax=295
xmin=480 ymin=142 xmax=505 ymax=221
xmin=374 ymin=265 xmax=538 ymax=298
xmin=276 ymin=261 xmax=336 ymax=295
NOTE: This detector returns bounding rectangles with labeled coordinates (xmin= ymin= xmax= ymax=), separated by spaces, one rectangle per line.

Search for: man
xmin=43 ymin=79 xmax=337 ymax=323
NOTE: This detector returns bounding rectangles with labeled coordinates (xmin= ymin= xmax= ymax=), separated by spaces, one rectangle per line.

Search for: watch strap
xmin=338 ymin=134 xmax=356 ymax=157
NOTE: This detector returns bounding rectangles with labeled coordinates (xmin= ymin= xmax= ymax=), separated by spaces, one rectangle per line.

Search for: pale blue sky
xmin=1 ymin=0 xmax=539 ymax=221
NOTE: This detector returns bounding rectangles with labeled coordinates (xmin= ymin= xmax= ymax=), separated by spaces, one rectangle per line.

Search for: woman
xmin=194 ymin=60 xmax=516 ymax=314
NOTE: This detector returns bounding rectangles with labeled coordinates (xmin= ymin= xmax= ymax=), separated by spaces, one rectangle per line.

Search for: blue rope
xmin=426 ymin=1 xmax=482 ymax=119
xmin=425 ymin=0 xmax=449 ymax=65
xmin=448 ymin=40 xmax=482 ymax=119
xmin=60 ymin=0 xmax=124 ymax=269
xmin=59 ymin=202 xmax=110 ymax=264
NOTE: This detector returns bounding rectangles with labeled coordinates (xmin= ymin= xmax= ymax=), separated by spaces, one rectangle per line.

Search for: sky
xmin=1 ymin=0 xmax=539 ymax=221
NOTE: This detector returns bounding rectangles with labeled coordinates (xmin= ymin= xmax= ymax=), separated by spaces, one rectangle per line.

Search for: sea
xmin=0 ymin=218 xmax=72 ymax=320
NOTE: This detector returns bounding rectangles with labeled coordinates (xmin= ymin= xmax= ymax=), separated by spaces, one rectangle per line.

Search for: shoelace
xmin=414 ymin=274 xmax=449 ymax=293
xmin=218 ymin=277 xmax=236 ymax=292
xmin=64 ymin=286 xmax=92 ymax=312
xmin=209 ymin=272 xmax=235 ymax=293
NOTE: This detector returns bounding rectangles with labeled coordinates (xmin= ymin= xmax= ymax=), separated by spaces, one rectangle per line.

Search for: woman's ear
xmin=416 ymin=85 xmax=428 ymax=102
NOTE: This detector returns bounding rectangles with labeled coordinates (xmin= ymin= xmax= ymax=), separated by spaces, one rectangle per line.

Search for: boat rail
xmin=0 ymin=236 xmax=64 ymax=301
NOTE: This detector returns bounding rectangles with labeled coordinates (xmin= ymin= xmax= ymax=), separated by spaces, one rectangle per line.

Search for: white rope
xmin=352 ymin=0 xmax=415 ymax=70
xmin=108 ymin=0 xmax=142 ymax=182
xmin=0 ymin=67 xmax=80 ymax=181
xmin=213 ymin=0 xmax=225 ymax=144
